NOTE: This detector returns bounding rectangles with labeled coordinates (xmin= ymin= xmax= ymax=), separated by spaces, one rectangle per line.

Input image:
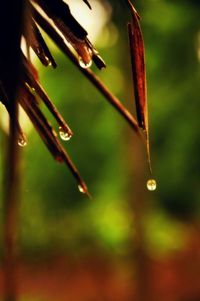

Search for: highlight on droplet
xmin=78 ymin=184 xmax=87 ymax=194
xmin=59 ymin=127 xmax=72 ymax=141
xmin=25 ymin=82 xmax=36 ymax=94
xmin=78 ymin=57 xmax=92 ymax=69
xmin=46 ymin=57 xmax=52 ymax=66
xmin=146 ymin=179 xmax=157 ymax=191
xmin=18 ymin=136 xmax=27 ymax=147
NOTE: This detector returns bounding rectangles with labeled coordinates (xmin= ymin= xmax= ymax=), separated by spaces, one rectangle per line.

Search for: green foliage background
xmin=1 ymin=0 xmax=200 ymax=260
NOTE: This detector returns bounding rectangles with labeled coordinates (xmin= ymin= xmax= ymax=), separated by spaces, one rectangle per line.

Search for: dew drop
xmin=45 ymin=56 xmax=52 ymax=66
xmin=78 ymin=57 xmax=92 ymax=69
xmin=78 ymin=184 xmax=86 ymax=194
xmin=18 ymin=136 xmax=27 ymax=147
xmin=59 ymin=127 xmax=72 ymax=141
xmin=25 ymin=82 xmax=35 ymax=93
xmin=147 ymin=179 xmax=157 ymax=191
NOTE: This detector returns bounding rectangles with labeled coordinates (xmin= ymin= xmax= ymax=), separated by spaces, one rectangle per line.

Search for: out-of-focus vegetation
xmin=0 ymin=0 xmax=200 ymax=300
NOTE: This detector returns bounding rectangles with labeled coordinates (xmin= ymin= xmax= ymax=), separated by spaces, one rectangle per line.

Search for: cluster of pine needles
xmin=0 ymin=0 xmax=152 ymax=196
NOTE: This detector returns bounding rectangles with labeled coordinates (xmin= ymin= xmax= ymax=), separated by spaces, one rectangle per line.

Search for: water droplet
xmin=78 ymin=184 xmax=86 ymax=194
xmin=59 ymin=127 xmax=72 ymax=141
xmin=44 ymin=56 xmax=52 ymax=66
xmin=18 ymin=136 xmax=27 ymax=147
xmin=47 ymin=60 xmax=52 ymax=67
xmin=78 ymin=57 xmax=92 ymax=69
xmin=147 ymin=179 xmax=157 ymax=191
xmin=25 ymin=82 xmax=35 ymax=93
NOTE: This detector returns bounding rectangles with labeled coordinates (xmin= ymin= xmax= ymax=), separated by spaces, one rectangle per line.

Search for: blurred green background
xmin=0 ymin=0 xmax=200 ymax=300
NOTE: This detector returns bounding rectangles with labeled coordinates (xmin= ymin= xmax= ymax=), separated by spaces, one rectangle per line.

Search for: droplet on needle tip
xmin=147 ymin=179 xmax=157 ymax=191
xmin=59 ymin=127 xmax=72 ymax=141
xmin=18 ymin=136 xmax=27 ymax=147
xmin=78 ymin=184 xmax=87 ymax=194
xmin=78 ymin=57 xmax=92 ymax=69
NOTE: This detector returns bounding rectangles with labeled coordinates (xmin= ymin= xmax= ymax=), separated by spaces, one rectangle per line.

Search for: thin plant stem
xmin=3 ymin=101 xmax=20 ymax=301
xmin=1 ymin=1 xmax=24 ymax=299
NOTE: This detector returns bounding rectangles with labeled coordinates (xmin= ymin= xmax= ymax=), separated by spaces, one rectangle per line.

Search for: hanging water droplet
xmin=47 ymin=60 xmax=52 ymax=67
xmin=78 ymin=184 xmax=86 ymax=194
xmin=44 ymin=56 xmax=52 ymax=66
xmin=18 ymin=136 xmax=27 ymax=147
xmin=25 ymin=82 xmax=35 ymax=93
xmin=78 ymin=57 xmax=92 ymax=69
xmin=59 ymin=127 xmax=72 ymax=141
xmin=147 ymin=179 xmax=157 ymax=191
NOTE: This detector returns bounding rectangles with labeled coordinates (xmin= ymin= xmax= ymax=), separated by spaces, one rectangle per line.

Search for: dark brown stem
xmin=1 ymin=1 xmax=24 ymax=298
xmin=3 ymin=102 xmax=19 ymax=301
